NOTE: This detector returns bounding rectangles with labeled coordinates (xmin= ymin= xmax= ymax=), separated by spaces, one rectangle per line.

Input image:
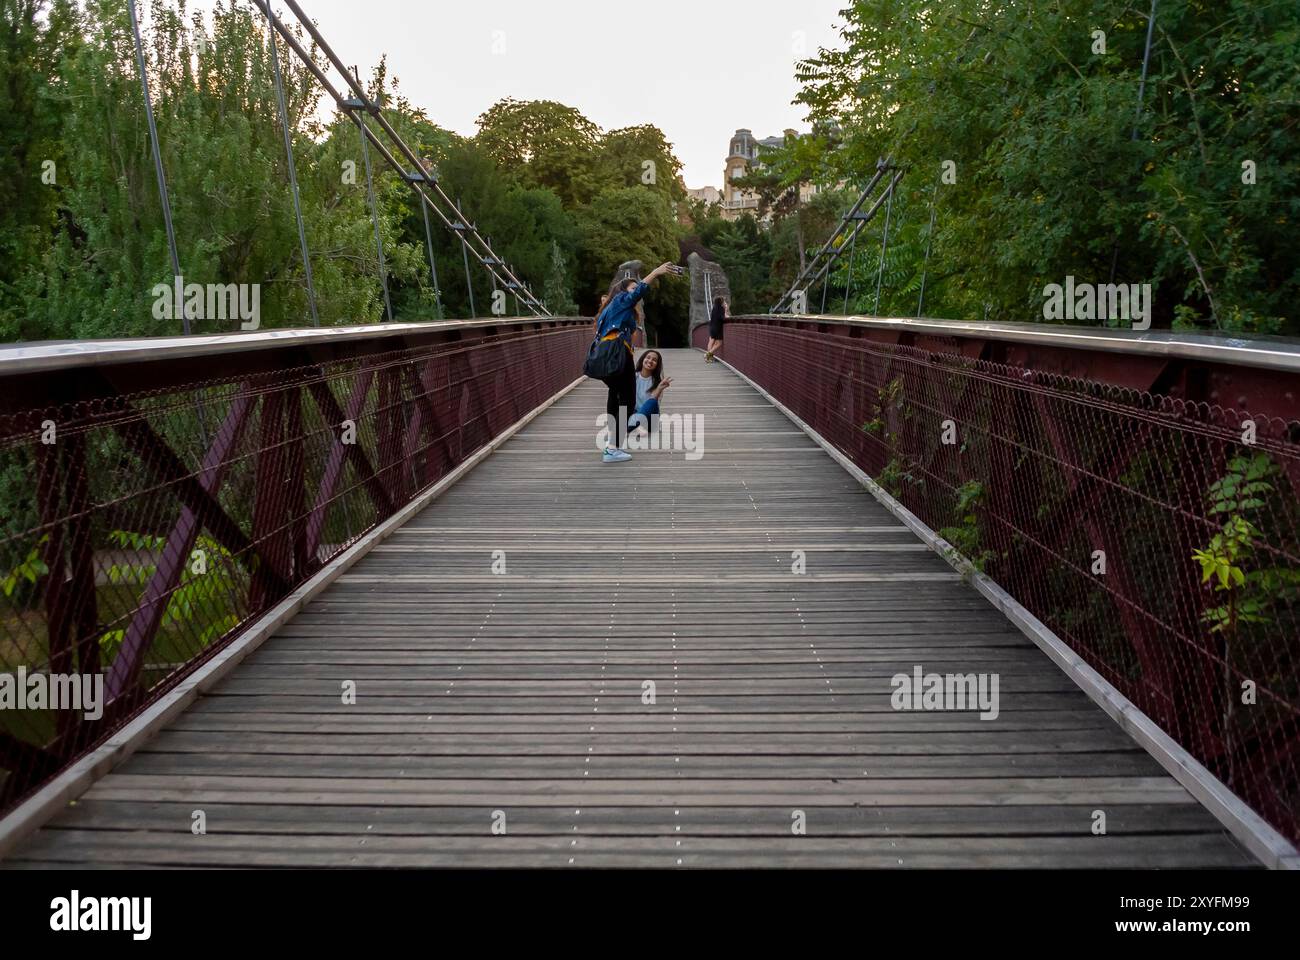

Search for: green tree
xmin=597 ymin=124 xmax=686 ymax=204
xmin=573 ymin=186 xmax=684 ymax=338
xmin=786 ymin=0 xmax=1299 ymax=332
xmin=542 ymin=240 xmax=579 ymax=316
xmin=418 ymin=132 xmax=579 ymax=317
xmin=9 ymin=0 xmax=416 ymax=339
xmin=574 ymin=187 xmax=677 ymax=298
xmin=0 ymin=0 xmax=80 ymax=334
xmin=475 ymin=98 xmax=605 ymax=207
xmin=708 ymin=214 xmax=773 ymax=314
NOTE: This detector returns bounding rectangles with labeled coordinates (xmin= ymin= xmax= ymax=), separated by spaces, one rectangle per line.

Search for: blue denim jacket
xmin=595 ymin=282 xmax=648 ymax=345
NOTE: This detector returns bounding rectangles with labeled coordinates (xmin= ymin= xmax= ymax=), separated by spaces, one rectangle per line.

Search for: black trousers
xmin=605 ymin=347 xmax=635 ymax=447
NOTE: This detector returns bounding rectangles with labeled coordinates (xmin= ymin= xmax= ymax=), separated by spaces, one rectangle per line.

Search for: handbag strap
xmin=595 ymin=296 xmax=633 ymax=355
xmin=600 ymin=330 xmax=633 ymax=354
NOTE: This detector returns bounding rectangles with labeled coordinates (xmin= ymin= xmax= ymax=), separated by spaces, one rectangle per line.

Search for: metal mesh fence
xmin=701 ymin=318 xmax=1300 ymax=845
xmin=0 ymin=321 xmax=588 ymax=813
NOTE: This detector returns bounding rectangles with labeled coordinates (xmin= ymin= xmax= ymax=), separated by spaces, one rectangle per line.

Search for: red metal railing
xmin=699 ymin=316 xmax=1300 ymax=846
xmin=0 ymin=318 xmax=588 ymax=814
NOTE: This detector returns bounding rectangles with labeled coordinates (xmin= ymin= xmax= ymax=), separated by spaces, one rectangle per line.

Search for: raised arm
xmin=643 ymin=262 xmax=678 ymax=285
xmin=618 ymin=263 xmax=679 ymax=310
xmin=624 ymin=263 xmax=678 ymax=306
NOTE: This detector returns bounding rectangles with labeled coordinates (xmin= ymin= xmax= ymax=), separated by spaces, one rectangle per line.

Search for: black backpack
xmin=583 ymin=303 xmax=628 ymax=382
xmin=583 ymin=334 xmax=627 ymax=382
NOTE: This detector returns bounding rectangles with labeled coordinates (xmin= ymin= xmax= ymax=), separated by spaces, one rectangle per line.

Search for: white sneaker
xmin=602 ymin=447 xmax=632 ymax=463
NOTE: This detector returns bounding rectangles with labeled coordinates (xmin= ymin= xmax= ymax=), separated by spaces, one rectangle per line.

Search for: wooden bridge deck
xmin=6 ymin=348 xmax=1255 ymax=868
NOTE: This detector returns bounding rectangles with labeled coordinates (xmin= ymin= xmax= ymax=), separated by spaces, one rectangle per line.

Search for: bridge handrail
xmin=698 ymin=316 xmax=1300 ymax=850
xmin=724 ymin=313 xmax=1300 ymax=374
xmin=0 ymin=318 xmax=590 ymax=817
xmin=0 ymin=317 xmax=590 ymax=378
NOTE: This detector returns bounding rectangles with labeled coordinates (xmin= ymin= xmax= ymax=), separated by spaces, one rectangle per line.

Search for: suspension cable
xmin=874 ymin=179 xmax=895 ymax=315
xmin=256 ymin=0 xmax=319 ymax=326
xmin=350 ymin=66 xmax=394 ymax=323
xmin=268 ymin=0 xmax=546 ymax=315
xmin=917 ymin=172 xmax=939 ymax=318
xmin=773 ymin=163 xmax=903 ymax=314
xmin=126 ymin=0 xmax=184 ymax=333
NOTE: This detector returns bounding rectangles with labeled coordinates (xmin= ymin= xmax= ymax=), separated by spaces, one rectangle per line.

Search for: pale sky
xmin=185 ymin=0 xmax=849 ymax=189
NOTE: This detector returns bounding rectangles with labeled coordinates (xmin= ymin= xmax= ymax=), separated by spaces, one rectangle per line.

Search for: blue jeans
xmin=630 ymin=397 xmax=659 ymax=430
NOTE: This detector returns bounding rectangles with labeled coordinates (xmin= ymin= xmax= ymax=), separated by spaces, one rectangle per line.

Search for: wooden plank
xmin=169 ymin=709 xmax=1120 ymax=734
xmin=39 ymin=799 xmax=1232 ymax=837
xmin=144 ymin=728 xmax=1141 ymax=755
xmin=187 ymin=693 xmax=1098 ymax=713
xmin=121 ymin=752 xmax=1164 ymax=779
xmin=232 ymin=668 xmax=1069 ymax=683
xmin=1 ymin=348 xmax=1257 ymax=869
xmin=8 ymin=830 xmax=1256 ymax=870
xmin=79 ymin=773 xmax=1197 ymax=805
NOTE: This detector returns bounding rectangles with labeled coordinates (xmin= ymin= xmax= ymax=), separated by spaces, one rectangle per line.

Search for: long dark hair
xmin=611 ymin=276 xmax=637 ymax=298
xmin=636 ymin=350 xmax=664 ymax=388
xmin=598 ymin=277 xmax=637 ymax=321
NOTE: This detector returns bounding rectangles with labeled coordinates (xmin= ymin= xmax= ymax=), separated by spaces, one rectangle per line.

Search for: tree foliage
xmin=2 ymin=0 xmax=413 ymax=338
xmin=757 ymin=0 xmax=1298 ymax=333
xmin=475 ymin=98 xmax=604 ymax=208
xmin=0 ymin=2 xmax=692 ymax=340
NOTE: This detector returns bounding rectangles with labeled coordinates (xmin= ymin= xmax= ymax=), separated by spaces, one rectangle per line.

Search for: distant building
xmin=720 ymin=128 xmax=765 ymax=219
xmin=720 ymin=128 xmax=821 ymax=222
xmin=684 ymin=128 xmax=826 ymax=224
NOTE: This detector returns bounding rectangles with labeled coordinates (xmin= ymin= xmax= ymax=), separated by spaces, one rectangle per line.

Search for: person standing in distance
xmin=705 ymin=296 xmax=728 ymax=363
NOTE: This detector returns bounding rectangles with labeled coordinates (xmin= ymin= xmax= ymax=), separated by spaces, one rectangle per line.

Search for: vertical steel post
xmin=1133 ymin=0 xmax=1160 ymax=136
xmin=354 ymin=68 xmax=393 ymax=323
xmin=457 ymin=198 xmax=476 ymax=317
xmin=843 ymin=229 xmax=857 ymax=315
xmin=874 ymin=180 xmax=895 ymax=316
xmin=1109 ymin=0 xmax=1159 ymax=285
xmin=419 ymin=195 xmax=444 ymax=319
xmin=487 ymin=236 xmax=499 ymax=317
xmin=260 ymin=1 xmax=319 ymax=326
xmin=126 ymin=0 xmax=185 ymax=333
xmin=917 ymin=175 xmax=939 ymax=318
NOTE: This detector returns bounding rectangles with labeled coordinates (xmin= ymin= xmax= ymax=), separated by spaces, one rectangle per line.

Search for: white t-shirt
xmin=635 ymin=374 xmax=654 ymax=409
